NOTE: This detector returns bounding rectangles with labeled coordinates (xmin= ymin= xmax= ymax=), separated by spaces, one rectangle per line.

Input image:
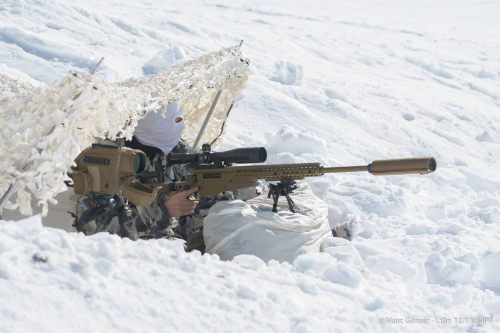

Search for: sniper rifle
xmin=71 ymin=143 xmax=436 ymax=219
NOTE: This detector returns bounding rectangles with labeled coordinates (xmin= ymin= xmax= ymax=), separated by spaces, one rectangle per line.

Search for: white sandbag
xmin=203 ymin=183 xmax=332 ymax=263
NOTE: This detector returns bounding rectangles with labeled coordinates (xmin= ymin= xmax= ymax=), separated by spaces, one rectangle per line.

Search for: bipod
xmin=268 ymin=179 xmax=298 ymax=213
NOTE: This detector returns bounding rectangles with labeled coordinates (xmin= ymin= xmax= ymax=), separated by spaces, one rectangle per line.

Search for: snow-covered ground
xmin=1 ymin=0 xmax=500 ymax=332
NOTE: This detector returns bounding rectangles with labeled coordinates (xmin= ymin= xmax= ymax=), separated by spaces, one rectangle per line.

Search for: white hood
xmin=134 ymin=102 xmax=185 ymax=154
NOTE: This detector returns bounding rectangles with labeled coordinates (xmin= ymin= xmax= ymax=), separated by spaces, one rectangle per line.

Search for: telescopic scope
xmin=168 ymin=147 xmax=267 ymax=165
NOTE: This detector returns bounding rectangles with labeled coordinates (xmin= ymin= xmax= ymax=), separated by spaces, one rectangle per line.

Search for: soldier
xmin=129 ymin=102 xmax=198 ymax=218
xmin=73 ymin=102 xmax=367 ymax=249
xmin=75 ymin=102 xmax=216 ymax=251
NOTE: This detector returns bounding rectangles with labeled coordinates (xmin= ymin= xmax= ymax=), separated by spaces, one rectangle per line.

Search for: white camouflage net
xmin=0 ymin=45 xmax=249 ymax=216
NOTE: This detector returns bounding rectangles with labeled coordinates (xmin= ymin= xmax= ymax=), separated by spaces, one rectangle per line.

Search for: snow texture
xmin=1 ymin=0 xmax=500 ymax=332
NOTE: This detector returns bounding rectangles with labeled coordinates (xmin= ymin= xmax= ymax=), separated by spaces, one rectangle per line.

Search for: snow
xmin=271 ymin=60 xmax=304 ymax=86
xmin=142 ymin=45 xmax=187 ymax=75
xmin=1 ymin=0 xmax=500 ymax=332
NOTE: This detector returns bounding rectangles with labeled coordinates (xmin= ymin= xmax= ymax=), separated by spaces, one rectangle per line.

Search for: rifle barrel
xmin=322 ymin=166 xmax=369 ymax=173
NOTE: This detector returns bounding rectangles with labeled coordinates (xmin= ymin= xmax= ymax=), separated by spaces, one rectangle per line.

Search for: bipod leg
xmin=94 ymin=213 xmax=116 ymax=234
xmin=117 ymin=198 xmax=138 ymax=240
xmin=271 ymin=191 xmax=280 ymax=213
xmin=280 ymin=180 xmax=298 ymax=213
xmin=284 ymin=191 xmax=297 ymax=213
xmin=268 ymin=183 xmax=281 ymax=213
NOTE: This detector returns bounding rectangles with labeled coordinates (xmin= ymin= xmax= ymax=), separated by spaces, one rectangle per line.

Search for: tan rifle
xmin=72 ymin=144 xmax=436 ymax=214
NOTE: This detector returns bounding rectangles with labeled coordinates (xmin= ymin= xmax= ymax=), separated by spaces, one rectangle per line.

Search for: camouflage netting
xmin=0 ymin=45 xmax=249 ymax=216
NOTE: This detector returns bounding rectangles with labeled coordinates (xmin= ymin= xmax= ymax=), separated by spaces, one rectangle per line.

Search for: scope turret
xmin=168 ymin=147 xmax=267 ymax=165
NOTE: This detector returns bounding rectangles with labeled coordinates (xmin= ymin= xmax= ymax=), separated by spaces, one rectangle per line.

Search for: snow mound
xmin=142 ymin=45 xmax=187 ymax=75
xmin=265 ymin=125 xmax=328 ymax=163
xmin=0 ymin=215 xmax=378 ymax=332
xmin=271 ymin=60 xmax=303 ymax=85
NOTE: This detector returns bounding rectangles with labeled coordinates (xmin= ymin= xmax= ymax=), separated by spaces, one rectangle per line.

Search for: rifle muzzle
xmin=369 ymin=157 xmax=437 ymax=175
